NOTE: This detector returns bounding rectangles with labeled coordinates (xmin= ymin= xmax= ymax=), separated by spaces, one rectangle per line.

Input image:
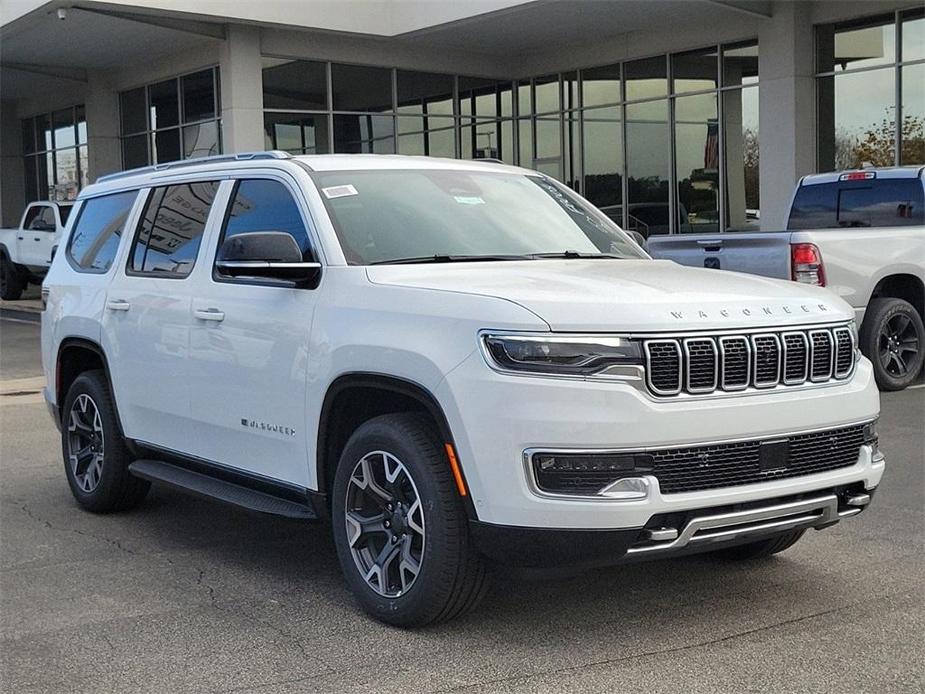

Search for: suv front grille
xmin=643 ymin=324 xmax=854 ymax=396
xmin=650 ymin=424 xmax=865 ymax=494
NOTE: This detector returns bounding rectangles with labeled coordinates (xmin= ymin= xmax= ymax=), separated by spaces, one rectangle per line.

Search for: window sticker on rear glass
xmin=322 ymin=184 xmax=358 ymax=199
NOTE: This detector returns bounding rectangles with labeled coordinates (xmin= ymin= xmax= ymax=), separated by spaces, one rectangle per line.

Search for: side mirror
xmin=215 ymin=231 xmax=321 ymax=287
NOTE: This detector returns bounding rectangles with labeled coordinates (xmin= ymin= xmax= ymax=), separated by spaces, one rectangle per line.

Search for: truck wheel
xmin=860 ymin=297 xmax=925 ymax=391
xmin=710 ymin=529 xmax=805 ymax=560
xmin=61 ymin=370 xmax=150 ymax=513
xmin=331 ymin=413 xmax=488 ymax=626
xmin=0 ymin=254 xmax=25 ymax=301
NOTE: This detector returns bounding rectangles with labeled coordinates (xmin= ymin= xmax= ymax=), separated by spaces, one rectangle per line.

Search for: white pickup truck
xmin=648 ymin=167 xmax=925 ymax=391
xmin=0 ymin=200 xmax=74 ymax=300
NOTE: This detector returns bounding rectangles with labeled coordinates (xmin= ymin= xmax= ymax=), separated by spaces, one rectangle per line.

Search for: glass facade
xmin=817 ymin=8 xmax=925 ymax=171
xmin=21 ymin=105 xmax=88 ymax=202
xmin=119 ymin=67 xmax=222 ymax=169
xmin=261 ymin=46 xmax=758 ymax=236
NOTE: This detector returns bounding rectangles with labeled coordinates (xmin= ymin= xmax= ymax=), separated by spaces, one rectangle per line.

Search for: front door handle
xmin=106 ymin=300 xmax=131 ymax=311
xmin=194 ymin=308 xmax=225 ymax=322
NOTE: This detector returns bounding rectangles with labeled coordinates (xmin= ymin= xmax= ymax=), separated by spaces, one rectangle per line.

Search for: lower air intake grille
xmin=649 ymin=424 xmax=865 ymax=494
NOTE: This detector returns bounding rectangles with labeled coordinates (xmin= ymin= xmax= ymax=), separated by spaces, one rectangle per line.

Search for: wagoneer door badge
xmin=240 ymin=418 xmax=296 ymax=437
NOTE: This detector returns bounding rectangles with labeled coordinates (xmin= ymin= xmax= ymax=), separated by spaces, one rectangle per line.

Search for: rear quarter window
xmin=788 ymin=179 xmax=924 ymax=230
xmin=67 ymin=191 xmax=138 ymax=273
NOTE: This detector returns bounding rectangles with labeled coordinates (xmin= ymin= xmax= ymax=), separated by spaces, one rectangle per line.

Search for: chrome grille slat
xmin=643 ymin=324 xmax=855 ymax=397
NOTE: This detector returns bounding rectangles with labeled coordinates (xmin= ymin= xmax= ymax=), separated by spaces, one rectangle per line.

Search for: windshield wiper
xmin=371 ymin=254 xmax=532 ymax=265
xmin=531 ymin=250 xmax=624 ymax=259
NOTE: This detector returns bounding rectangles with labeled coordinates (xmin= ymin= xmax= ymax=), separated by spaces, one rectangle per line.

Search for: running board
xmin=128 ymin=459 xmax=318 ymax=520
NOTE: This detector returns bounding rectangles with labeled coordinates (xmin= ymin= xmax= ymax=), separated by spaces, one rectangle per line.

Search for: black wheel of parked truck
xmin=61 ymin=370 xmax=150 ymax=513
xmin=0 ymin=254 xmax=25 ymax=301
xmin=860 ymin=297 xmax=925 ymax=392
xmin=331 ymin=413 xmax=488 ymax=626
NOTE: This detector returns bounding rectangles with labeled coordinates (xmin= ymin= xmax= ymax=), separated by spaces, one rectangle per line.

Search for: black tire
xmin=61 ymin=370 xmax=150 ymax=513
xmin=710 ymin=529 xmax=805 ymax=560
xmin=331 ymin=413 xmax=488 ymax=627
xmin=0 ymin=254 xmax=25 ymax=301
xmin=859 ymin=297 xmax=925 ymax=391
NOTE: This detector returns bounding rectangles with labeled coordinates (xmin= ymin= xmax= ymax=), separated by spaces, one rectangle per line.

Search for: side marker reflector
xmin=444 ymin=443 xmax=467 ymax=497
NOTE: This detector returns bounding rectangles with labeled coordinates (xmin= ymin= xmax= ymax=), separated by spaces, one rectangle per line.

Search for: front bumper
xmin=471 ymin=482 xmax=877 ymax=568
xmin=439 ymin=351 xmax=882 ymax=530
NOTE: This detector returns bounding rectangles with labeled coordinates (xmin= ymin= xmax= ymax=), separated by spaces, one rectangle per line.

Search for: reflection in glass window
xmin=902 ymin=8 xmax=924 ymax=62
xmin=672 ymin=47 xmax=718 ymax=94
xmin=120 ymin=88 xmax=147 ymax=135
xmin=220 ymin=179 xmax=312 ymax=264
xmin=625 ymin=56 xmax=667 ymax=101
xmin=67 ymin=191 xmax=138 ymax=272
xmin=533 ymin=75 xmax=560 ymax=114
xmin=182 ymin=69 xmax=218 ymax=123
xmin=262 ymin=59 xmax=327 ymax=111
xmin=626 ymin=100 xmax=670 ymax=237
xmin=397 ymin=71 xmax=454 ymax=115
xmin=153 ymin=128 xmax=181 ymax=165
xmin=535 ymin=116 xmax=560 ymax=160
xmin=398 ymin=116 xmax=456 ymax=158
xmin=458 ymin=77 xmax=513 ymax=119
xmin=901 ymin=64 xmax=924 ymax=165
xmin=22 ymin=105 xmax=88 ymax=202
xmin=183 ymin=121 xmax=221 ymax=159
xmin=722 ymin=41 xmax=759 ymax=87
xmin=817 ymin=67 xmax=896 ymax=171
xmin=582 ymin=106 xmax=623 ymax=221
xmin=331 ymin=63 xmax=392 ymax=112
xmin=675 ymin=94 xmax=718 ymax=233
xmin=131 ymin=182 xmax=220 ymax=276
xmin=333 ymin=114 xmax=395 ymax=153
xmin=817 ymin=15 xmax=896 ymax=74
xmin=149 ymin=79 xmax=179 ymax=130
xmin=724 ymin=86 xmax=760 ymax=231
xmin=264 ymin=113 xmax=329 ymax=154
xmin=581 ymin=64 xmax=621 ymax=107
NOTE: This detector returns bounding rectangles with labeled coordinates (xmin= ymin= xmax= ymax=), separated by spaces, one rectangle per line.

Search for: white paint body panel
xmin=41 ymin=155 xmax=883 ymax=533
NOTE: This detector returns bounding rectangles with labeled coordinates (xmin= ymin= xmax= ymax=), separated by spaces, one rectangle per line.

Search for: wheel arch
xmin=868 ymin=273 xmax=924 ymax=321
xmin=316 ymin=373 xmax=471 ymax=515
xmin=55 ymin=338 xmax=124 ymax=433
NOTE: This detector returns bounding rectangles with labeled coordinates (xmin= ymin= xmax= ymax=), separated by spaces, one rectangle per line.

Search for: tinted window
xmin=130 ymin=182 xmax=220 ymax=277
xmin=788 ymin=180 xmax=924 ymax=229
xmin=31 ymin=207 xmax=57 ymax=230
xmin=67 ymin=191 xmax=137 ymax=272
xmin=216 ymin=179 xmax=313 ymax=271
xmin=22 ymin=206 xmax=43 ymax=229
xmin=58 ymin=204 xmax=73 ymax=224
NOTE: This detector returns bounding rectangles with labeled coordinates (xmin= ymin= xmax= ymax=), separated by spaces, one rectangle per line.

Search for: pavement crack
xmin=19 ymin=503 xmax=136 ymax=555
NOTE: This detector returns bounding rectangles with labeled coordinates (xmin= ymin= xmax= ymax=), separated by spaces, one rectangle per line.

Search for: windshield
xmin=311 ymin=169 xmax=646 ymax=265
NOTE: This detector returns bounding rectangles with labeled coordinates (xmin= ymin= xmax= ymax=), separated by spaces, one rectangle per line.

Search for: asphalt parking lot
xmin=1 ymin=308 xmax=923 ymax=693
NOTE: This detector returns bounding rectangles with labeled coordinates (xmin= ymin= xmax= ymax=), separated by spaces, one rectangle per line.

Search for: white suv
xmin=41 ymin=152 xmax=884 ymax=626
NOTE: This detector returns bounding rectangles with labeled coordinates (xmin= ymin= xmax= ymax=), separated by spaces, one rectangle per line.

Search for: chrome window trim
xmin=781 ymin=331 xmax=810 ymax=385
xmin=644 ymin=339 xmax=682 ymax=395
xmin=522 ymin=417 xmax=876 ymax=501
xmin=750 ymin=333 xmax=782 ymax=388
xmin=683 ymin=337 xmax=718 ymax=394
xmin=809 ymin=328 xmax=835 ymax=382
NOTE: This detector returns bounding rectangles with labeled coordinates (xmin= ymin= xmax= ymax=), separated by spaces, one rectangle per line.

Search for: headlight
xmin=482 ymin=334 xmax=643 ymax=376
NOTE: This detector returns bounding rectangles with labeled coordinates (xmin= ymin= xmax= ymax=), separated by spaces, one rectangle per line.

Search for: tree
xmin=836 ymin=110 xmax=925 ymax=169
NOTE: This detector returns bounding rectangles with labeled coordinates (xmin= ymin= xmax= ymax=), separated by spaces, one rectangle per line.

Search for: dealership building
xmin=1 ymin=0 xmax=922 ymax=234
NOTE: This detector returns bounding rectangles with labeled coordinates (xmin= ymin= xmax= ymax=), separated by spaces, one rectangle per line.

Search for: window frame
xmin=65 ymin=190 xmax=140 ymax=275
xmin=125 ymin=180 xmax=222 ymax=280
xmin=210 ymin=175 xmax=322 ymax=289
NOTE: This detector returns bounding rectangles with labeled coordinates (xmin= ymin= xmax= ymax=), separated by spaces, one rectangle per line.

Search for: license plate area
xmin=759 ymin=438 xmax=789 ymax=473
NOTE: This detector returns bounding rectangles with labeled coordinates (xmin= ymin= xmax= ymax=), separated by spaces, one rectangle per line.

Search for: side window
xmin=67 ymin=191 xmax=138 ymax=272
xmin=58 ymin=204 xmax=73 ymax=225
xmin=37 ymin=207 xmax=57 ymax=230
xmin=23 ymin=206 xmax=44 ymax=230
xmin=787 ymin=184 xmax=837 ymax=230
xmin=215 ymin=179 xmax=313 ymax=277
xmin=129 ymin=181 xmax=220 ymax=278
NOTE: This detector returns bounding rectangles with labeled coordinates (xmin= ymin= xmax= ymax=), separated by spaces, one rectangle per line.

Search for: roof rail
xmin=95 ymin=151 xmax=292 ymax=184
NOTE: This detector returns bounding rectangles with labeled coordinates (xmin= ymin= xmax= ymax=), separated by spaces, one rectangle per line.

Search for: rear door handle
xmin=194 ymin=308 xmax=225 ymax=322
xmin=106 ymin=300 xmax=131 ymax=311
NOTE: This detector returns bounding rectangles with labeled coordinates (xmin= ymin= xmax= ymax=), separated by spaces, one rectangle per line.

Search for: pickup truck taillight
xmin=791 ymin=243 xmax=826 ymax=287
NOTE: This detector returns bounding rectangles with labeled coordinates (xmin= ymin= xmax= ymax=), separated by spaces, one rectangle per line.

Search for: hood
xmin=366 ymin=259 xmax=853 ymax=332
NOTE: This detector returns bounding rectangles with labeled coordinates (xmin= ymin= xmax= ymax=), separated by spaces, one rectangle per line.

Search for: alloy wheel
xmin=344 ymin=451 xmax=425 ymax=598
xmin=67 ymin=393 xmax=105 ymax=492
xmin=878 ymin=313 xmax=920 ymax=377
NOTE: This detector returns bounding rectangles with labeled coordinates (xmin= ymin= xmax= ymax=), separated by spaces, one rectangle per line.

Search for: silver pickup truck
xmin=647 ymin=167 xmax=925 ymax=391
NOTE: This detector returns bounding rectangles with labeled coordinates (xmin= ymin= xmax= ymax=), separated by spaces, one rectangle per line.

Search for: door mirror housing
xmin=215 ymin=231 xmax=321 ymax=287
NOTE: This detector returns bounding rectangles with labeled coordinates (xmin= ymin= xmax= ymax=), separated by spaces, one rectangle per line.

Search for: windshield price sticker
xmin=322 ymin=184 xmax=359 ymax=199
xmin=454 ymin=196 xmax=485 ymax=205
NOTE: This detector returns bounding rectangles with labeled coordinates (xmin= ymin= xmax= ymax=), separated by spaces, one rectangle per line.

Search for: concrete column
xmin=758 ymin=1 xmax=815 ymax=230
xmin=0 ymin=100 xmax=26 ymax=226
xmin=84 ymin=75 xmax=123 ymax=182
xmin=219 ymin=25 xmax=265 ymax=153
